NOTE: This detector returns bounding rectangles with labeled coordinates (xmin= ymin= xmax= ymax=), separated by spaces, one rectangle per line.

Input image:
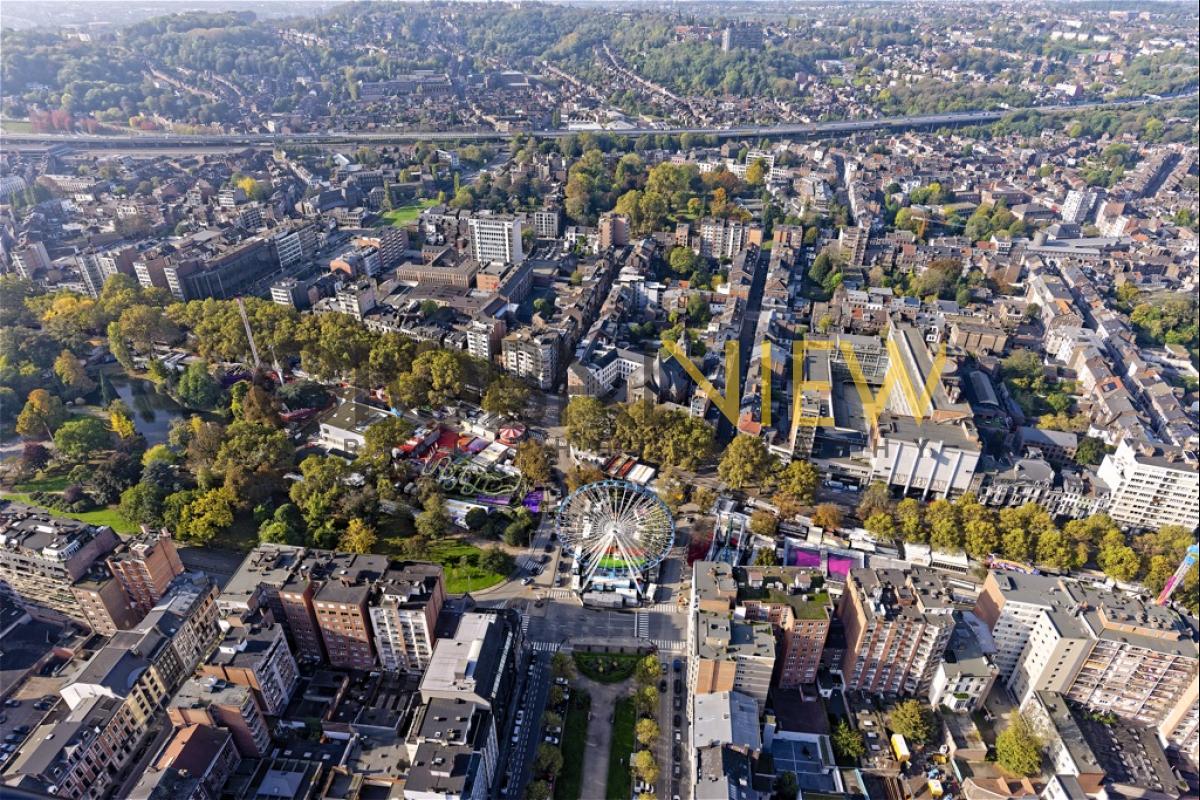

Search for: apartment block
xmin=502 ymin=328 xmax=560 ymax=390
xmin=199 ymin=615 xmax=299 ymax=716
xmin=2 ymin=694 xmax=140 ymax=799
xmin=70 ymin=565 xmax=140 ymax=636
xmin=973 ymin=570 xmax=1066 ymax=681
xmin=532 ymin=209 xmax=560 ymax=239
xmin=698 ymin=217 xmax=761 ymax=260
xmin=404 ymin=697 xmax=499 ymax=800
xmin=309 ymin=555 xmax=387 ymax=671
xmin=370 ymin=563 xmax=446 ymax=672
xmin=170 ymin=675 xmax=272 ymax=758
xmin=736 ymin=567 xmax=831 ymax=688
xmin=598 ymin=213 xmax=630 ymax=250
xmin=837 ymin=567 xmax=955 ymax=696
xmin=688 ymin=611 xmax=775 ymax=713
xmin=129 ymin=723 xmax=241 ymax=800
xmin=0 ymin=503 xmax=121 ymax=625
xmin=106 ymin=528 xmax=186 ymax=617
xmin=1096 ymin=438 xmax=1199 ymax=529
xmin=999 ymin=577 xmax=1198 ymax=755
xmin=928 ymin=620 xmax=998 ymax=712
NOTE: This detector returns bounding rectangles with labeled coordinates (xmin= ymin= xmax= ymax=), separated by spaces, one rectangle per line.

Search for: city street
xmin=501 ymin=650 xmax=553 ymax=799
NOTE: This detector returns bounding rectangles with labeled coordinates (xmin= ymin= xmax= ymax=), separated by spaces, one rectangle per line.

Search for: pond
xmin=107 ymin=374 xmax=188 ymax=445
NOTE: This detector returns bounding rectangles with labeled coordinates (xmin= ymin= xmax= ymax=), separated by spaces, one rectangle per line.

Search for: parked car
xmin=673 ymin=715 xmax=681 ymax=728
xmin=658 ymin=679 xmax=667 ymax=693
xmin=544 ymin=735 xmax=560 ymax=745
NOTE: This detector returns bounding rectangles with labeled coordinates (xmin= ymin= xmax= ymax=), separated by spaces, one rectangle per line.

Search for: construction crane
xmin=1155 ymin=543 xmax=1199 ymax=606
xmin=236 ymin=297 xmax=261 ymax=370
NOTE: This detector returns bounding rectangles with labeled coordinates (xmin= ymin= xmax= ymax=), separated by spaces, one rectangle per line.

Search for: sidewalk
xmin=576 ymin=675 xmax=627 ymax=800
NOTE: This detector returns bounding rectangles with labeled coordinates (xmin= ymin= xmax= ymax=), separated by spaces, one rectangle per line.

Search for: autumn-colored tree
xmin=16 ymin=389 xmax=67 ymax=439
xmin=339 ymin=518 xmax=378 ymax=554
xmin=812 ymin=503 xmax=843 ymax=532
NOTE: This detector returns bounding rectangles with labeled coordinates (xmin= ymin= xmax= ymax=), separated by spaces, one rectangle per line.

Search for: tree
xmin=514 ymin=439 xmax=553 ymax=487
xmin=339 ymin=518 xmax=378 ymax=554
xmin=812 ymin=503 xmax=843 ymax=532
xmin=630 ymin=750 xmax=658 ymax=784
xmin=524 ymin=781 xmax=551 ymax=800
xmin=108 ymin=401 xmax=137 ymax=441
xmin=636 ymin=718 xmax=660 ymax=748
xmin=563 ymin=396 xmax=613 ymax=452
xmin=998 ymin=503 xmax=1055 ymax=562
xmin=54 ymin=350 xmax=95 ymax=397
xmin=16 ymin=389 xmax=67 ymax=439
xmin=415 ymin=494 xmax=453 ymax=539
xmin=865 ymin=512 xmax=897 ymax=541
xmin=1097 ymin=530 xmax=1142 ymax=582
xmin=464 ymin=507 xmax=490 ymax=531
xmin=754 ymin=548 xmax=779 ymax=566
xmin=20 ymin=442 xmax=50 ymax=472
xmin=1074 ymin=436 xmax=1106 ymax=465
xmin=289 ymin=455 xmax=351 ymax=547
xmin=896 ymin=498 xmax=924 ymax=542
xmin=749 ymin=509 xmax=778 ymax=538
xmin=177 ymin=487 xmax=235 ymax=544
xmin=774 ymin=770 xmax=799 ymax=800
xmin=635 ymin=654 xmax=663 ymax=687
xmin=1034 ymin=527 xmax=1076 ymax=572
xmin=746 ymin=158 xmax=767 ymax=186
xmin=995 ymin=713 xmax=1043 ymax=777
xmin=634 ymin=685 xmax=659 ymax=716
xmin=482 ymin=375 xmax=530 ymax=418
xmin=533 ymin=743 xmax=563 ymax=778
xmin=362 ymin=415 xmax=414 ymax=459
xmin=175 ymin=361 xmax=223 ymax=410
xmin=718 ymin=434 xmax=773 ymax=489
xmin=777 ymin=460 xmax=818 ymax=505
xmin=54 ymin=417 xmax=112 ymax=459
xmin=551 ymin=651 xmax=576 ymax=681
xmin=889 ymin=700 xmax=932 ymax=745
xmin=236 ymin=383 xmax=282 ymax=427
xmin=693 ymin=486 xmax=717 ymax=512
xmin=831 ymin=719 xmax=866 ymax=760
xmin=668 ymin=246 xmax=698 ymax=276
xmin=856 ymin=481 xmax=892 ymax=520
xmin=479 ymin=546 xmax=514 ymax=575
xmin=926 ymin=498 xmax=962 ymax=552
xmin=258 ymin=503 xmax=306 ymax=546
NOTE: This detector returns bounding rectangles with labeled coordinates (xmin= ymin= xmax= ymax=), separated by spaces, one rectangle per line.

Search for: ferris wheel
xmin=556 ymin=480 xmax=675 ymax=596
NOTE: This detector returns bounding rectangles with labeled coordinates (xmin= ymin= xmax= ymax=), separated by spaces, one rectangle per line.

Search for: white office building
xmin=469 ymin=215 xmax=524 ymax=265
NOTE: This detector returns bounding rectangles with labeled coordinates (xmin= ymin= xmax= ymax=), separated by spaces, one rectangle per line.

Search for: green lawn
xmin=0 ymin=492 xmax=138 ymax=534
xmin=574 ymin=652 xmax=639 ymax=684
xmin=605 ymin=695 xmax=637 ymax=800
xmin=12 ymin=475 xmax=72 ymax=493
xmin=554 ymin=694 xmax=590 ymax=800
xmin=378 ymin=536 xmax=509 ymax=594
xmin=378 ymin=199 xmax=437 ymax=226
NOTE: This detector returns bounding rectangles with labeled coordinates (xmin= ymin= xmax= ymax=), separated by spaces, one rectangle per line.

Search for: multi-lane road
xmin=2 ymin=92 xmax=1192 ymax=152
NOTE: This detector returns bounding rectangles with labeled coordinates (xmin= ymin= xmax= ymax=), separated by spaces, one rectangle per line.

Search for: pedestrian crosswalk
xmin=545 ymin=588 xmax=574 ymax=599
xmin=635 ymin=611 xmax=650 ymax=638
xmin=650 ymin=639 xmax=686 ymax=653
xmin=521 ymin=615 xmax=531 ymax=635
xmin=647 ymin=602 xmax=685 ymax=614
xmin=530 ymin=641 xmax=564 ymax=653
